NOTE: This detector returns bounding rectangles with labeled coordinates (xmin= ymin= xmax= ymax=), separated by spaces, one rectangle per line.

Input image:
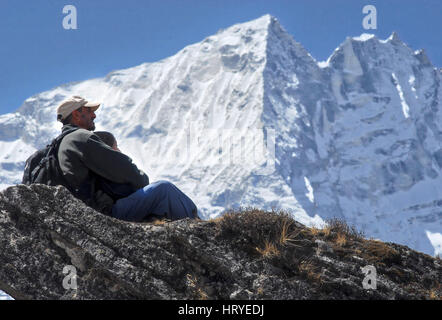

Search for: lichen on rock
xmin=0 ymin=184 xmax=440 ymax=300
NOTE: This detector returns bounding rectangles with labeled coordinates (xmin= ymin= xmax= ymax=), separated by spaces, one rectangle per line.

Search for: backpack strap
xmin=52 ymin=127 xmax=80 ymax=182
xmin=32 ymin=127 xmax=80 ymax=180
xmin=54 ymin=127 xmax=96 ymax=206
xmin=53 ymin=127 xmax=80 ymax=146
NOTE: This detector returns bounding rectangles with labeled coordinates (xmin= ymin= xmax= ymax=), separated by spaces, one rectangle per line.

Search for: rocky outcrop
xmin=0 ymin=184 xmax=440 ymax=299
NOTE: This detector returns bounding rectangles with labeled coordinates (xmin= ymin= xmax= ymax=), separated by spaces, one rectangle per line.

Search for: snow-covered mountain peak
xmin=413 ymin=49 xmax=433 ymax=67
xmin=198 ymin=14 xmax=272 ymax=58
xmin=325 ymin=31 xmax=437 ymax=94
xmin=389 ymin=31 xmax=401 ymax=43
xmin=0 ymin=16 xmax=440 ymax=257
xmin=216 ymin=13 xmax=272 ymax=34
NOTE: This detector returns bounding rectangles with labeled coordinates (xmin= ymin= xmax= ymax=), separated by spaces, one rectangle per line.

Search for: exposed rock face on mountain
xmin=0 ymin=15 xmax=441 ymax=257
xmin=0 ymin=184 xmax=440 ymax=300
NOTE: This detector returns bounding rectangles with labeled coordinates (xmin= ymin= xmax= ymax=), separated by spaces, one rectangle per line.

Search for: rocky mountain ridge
xmin=0 ymin=184 xmax=440 ymax=299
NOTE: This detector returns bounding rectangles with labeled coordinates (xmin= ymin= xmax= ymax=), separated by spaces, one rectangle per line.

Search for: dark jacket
xmin=57 ymin=124 xmax=149 ymax=214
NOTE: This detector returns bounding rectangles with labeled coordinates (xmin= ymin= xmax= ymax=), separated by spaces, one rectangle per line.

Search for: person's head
xmin=94 ymin=131 xmax=120 ymax=152
xmin=56 ymin=96 xmax=100 ymax=131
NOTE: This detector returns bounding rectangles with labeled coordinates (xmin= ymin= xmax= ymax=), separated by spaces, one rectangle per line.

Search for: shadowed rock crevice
xmin=0 ymin=184 xmax=440 ymax=300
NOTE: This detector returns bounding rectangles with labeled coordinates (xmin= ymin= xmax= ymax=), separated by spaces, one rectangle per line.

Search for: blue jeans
xmin=111 ymin=180 xmax=198 ymax=222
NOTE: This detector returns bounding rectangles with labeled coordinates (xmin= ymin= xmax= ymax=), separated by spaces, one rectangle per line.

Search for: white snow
xmin=317 ymin=60 xmax=329 ymax=68
xmin=288 ymin=74 xmax=300 ymax=88
xmin=426 ymin=231 xmax=442 ymax=257
xmin=408 ymin=75 xmax=418 ymax=98
xmin=352 ymin=33 xmax=375 ymax=42
xmin=380 ymin=32 xmax=397 ymax=44
xmin=392 ymin=73 xmax=410 ymax=118
xmin=304 ymin=176 xmax=315 ymax=203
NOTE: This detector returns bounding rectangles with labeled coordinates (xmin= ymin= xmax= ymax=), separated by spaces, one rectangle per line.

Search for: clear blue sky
xmin=0 ymin=0 xmax=440 ymax=115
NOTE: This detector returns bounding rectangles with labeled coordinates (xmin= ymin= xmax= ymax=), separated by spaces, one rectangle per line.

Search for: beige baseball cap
xmin=56 ymin=96 xmax=101 ymax=122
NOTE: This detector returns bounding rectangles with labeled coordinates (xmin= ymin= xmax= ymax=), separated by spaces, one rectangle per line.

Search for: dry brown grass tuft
xmin=142 ymin=215 xmax=170 ymax=225
xmin=427 ymin=283 xmax=441 ymax=300
xmin=213 ymin=208 xmax=305 ymax=256
xmin=279 ymin=219 xmax=301 ymax=246
xmin=152 ymin=218 xmax=167 ymax=225
xmin=256 ymin=240 xmax=280 ymax=258
xmin=363 ymin=240 xmax=401 ymax=264
xmin=326 ymin=218 xmax=364 ymax=240
xmin=305 ymin=225 xmax=331 ymax=239
xmin=321 ymin=226 xmax=332 ymax=237
xmin=429 ymin=289 xmax=438 ymax=300
xmin=335 ymin=232 xmax=347 ymax=246
xmin=197 ymin=288 xmax=209 ymax=300
xmin=186 ymin=273 xmax=208 ymax=300
xmin=186 ymin=273 xmax=196 ymax=286
xmin=209 ymin=212 xmax=233 ymax=224
xmin=298 ymin=259 xmax=321 ymax=283
xmin=309 ymin=227 xmax=321 ymax=236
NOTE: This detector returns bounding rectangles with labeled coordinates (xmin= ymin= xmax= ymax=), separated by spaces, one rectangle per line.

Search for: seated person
xmin=94 ymin=131 xmax=135 ymax=201
xmin=92 ymin=130 xmax=199 ymax=221
xmin=53 ymin=96 xmax=198 ymax=222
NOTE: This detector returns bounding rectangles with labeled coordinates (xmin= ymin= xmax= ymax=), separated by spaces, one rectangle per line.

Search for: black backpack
xmin=22 ymin=128 xmax=79 ymax=188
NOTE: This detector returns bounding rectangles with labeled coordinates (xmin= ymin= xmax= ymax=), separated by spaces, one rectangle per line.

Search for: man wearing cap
xmin=55 ymin=95 xmax=198 ymax=221
xmin=57 ymin=95 xmax=101 ymax=130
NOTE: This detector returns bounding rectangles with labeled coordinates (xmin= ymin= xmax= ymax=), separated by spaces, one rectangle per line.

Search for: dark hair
xmin=60 ymin=113 xmax=73 ymax=125
xmin=59 ymin=106 xmax=83 ymax=125
xmin=94 ymin=131 xmax=116 ymax=148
